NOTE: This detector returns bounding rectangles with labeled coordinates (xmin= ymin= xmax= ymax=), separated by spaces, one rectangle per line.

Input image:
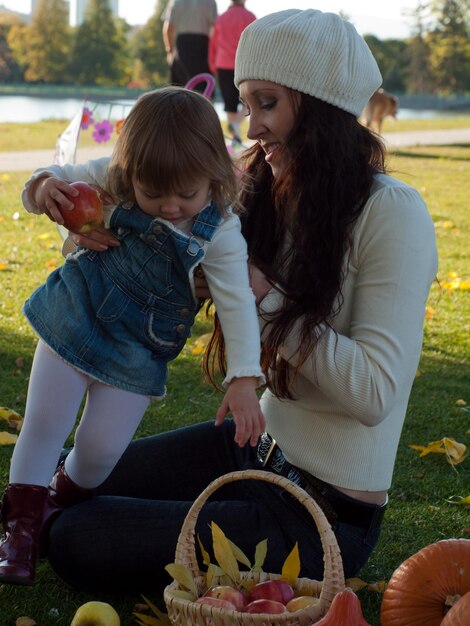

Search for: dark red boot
xmin=0 ymin=483 xmax=48 ymax=585
xmin=41 ymin=462 xmax=93 ymax=552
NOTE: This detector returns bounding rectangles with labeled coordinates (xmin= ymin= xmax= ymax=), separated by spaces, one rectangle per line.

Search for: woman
xmin=41 ymin=9 xmax=437 ymax=592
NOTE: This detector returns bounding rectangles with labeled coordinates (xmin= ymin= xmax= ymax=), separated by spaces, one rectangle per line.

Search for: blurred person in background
xmin=163 ymin=0 xmax=217 ymax=89
xmin=209 ymin=0 xmax=256 ymax=143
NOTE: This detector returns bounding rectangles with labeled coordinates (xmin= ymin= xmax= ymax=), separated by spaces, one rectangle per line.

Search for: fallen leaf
xmin=16 ymin=617 xmax=37 ymax=626
xmin=0 ymin=406 xmax=24 ymax=431
xmin=409 ymin=437 xmax=467 ymax=465
xmin=446 ymin=495 xmax=470 ymax=506
xmin=0 ymin=432 xmax=18 ymax=445
xmin=346 ymin=578 xmax=387 ymax=593
xmin=456 ymin=399 xmax=466 ymax=406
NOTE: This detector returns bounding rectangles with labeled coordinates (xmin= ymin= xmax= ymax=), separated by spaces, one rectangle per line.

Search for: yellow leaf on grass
xmin=0 ymin=431 xmax=18 ymax=445
xmin=0 ymin=262 xmax=8 ymax=270
xmin=16 ymin=618 xmax=37 ymax=626
xmin=134 ymin=595 xmax=171 ymax=626
xmin=456 ymin=399 xmax=467 ymax=406
xmin=164 ymin=563 xmax=197 ymax=595
xmin=0 ymin=406 xmax=24 ymax=431
xmin=409 ymin=437 xmax=467 ymax=465
xmin=346 ymin=578 xmax=387 ymax=593
xmin=211 ymin=521 xmax=240 ymax=584
xmin=191 ymin=333 xmax=211 ymax=355
xmin=281 ymin=542 xmax=301 ymax=586
xmin=446 ymin=495 xmax=470 ymax=506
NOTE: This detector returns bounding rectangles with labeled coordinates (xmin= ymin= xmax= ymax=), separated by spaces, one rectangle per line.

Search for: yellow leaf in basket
xmin=228 ymin=538 xmax=252 ymax=568
xmin=253 ymin=538 xmax=268 ymax=572
xmin=197 ymin=534 xmax=211 ymax=567
xmin=281 ymin=542 xmax=301 ymax=586
xmin=211 ymin=521 xmax=240 ymax=584
xmin=164 ymin=563 xmax=198 ymax=595
xmin=206 ymin=562 xmax=227 ymax=588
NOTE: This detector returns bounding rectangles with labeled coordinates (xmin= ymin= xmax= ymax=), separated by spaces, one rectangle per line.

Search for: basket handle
xmin=173 ymin=469 xmax=345 ymax=607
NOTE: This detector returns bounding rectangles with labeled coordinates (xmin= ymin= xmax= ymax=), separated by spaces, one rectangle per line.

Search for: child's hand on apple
xmin=215 ymin=377 xmax=265 ymax=447
xmin=34 ymin=176 xmax=79 ymax=224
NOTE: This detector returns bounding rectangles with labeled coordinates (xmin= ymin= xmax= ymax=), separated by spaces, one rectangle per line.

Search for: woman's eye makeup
xmin=260 ymin=100 xmax=276 ymax=110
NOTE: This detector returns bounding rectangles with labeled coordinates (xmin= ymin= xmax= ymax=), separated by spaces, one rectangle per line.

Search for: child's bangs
xmin=134 ymin=117 xmax=211 ymax=195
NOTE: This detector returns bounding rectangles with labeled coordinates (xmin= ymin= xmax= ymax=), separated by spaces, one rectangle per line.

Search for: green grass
xmin=0 ymin=131 xmax=469 ymax=624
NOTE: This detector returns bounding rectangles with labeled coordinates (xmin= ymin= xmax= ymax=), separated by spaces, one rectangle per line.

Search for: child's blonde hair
xmin=107 ymin=86 xmax=238 ymax=211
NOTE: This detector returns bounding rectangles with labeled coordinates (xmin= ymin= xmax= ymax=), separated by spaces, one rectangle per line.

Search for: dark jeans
xmin=47 ymin=420 xmax=380 ymax=592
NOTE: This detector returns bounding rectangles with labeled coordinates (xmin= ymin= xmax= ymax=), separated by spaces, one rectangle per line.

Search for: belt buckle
xmin=262 ymin=437 xmax=277 ymax=468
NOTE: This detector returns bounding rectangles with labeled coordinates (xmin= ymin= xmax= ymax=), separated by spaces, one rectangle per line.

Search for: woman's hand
xmin=194 ymin=265 xmax=211 ymax=299
xmin=215 ymin=377 xmax=266 ymax=447
xmin=68 ymin=225 xmax=120 ymax=251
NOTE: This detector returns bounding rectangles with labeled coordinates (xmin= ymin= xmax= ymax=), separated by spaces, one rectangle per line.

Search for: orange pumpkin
xmin=380 ymin=538 xmax=470 ymax=626
xmin=313 ymin=588 xmax=371 ymax=625
xmin=441 ymin=590 xmax=470 ymax=626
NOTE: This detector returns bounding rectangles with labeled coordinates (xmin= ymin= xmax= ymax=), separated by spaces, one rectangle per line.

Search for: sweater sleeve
xmin=21 ymin=158 xmax=111 ymax=214
xmin=259 ymin=183 xmax=438 ymax=426
xmin=201 ymin=214 xmax=265 ymax=386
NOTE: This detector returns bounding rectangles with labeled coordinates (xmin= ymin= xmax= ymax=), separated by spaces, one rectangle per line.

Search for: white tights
xmin=9 ymin=340 xmax=150 ymax=489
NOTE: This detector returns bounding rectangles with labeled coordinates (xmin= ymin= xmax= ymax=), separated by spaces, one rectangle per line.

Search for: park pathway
xmin=1 ymin=128 xmax=470 ymax=172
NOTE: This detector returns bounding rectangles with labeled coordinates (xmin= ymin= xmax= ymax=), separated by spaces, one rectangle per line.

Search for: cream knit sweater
xmin=259 ymin=173 xmax=438 ymax=492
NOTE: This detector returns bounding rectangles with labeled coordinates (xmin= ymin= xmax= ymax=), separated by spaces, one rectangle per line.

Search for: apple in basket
xmin=195 ymin=596 xmax=238 ymax=611
xmin=244 ymin=599 xmax=288 ymax=614
xmin=59 ymin=181 xmax=104 ymax=234
xmin=204 ymin=585 xmax=247 ymax=611
xmin=286 ymin=595 xmax=321 ymax=612
xmin=246 ymin=579 xmax=295 ymax=605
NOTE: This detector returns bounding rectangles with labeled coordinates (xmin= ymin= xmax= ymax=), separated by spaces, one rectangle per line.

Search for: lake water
xmin=0 ymin=95 xmax=226 ymax=123
xmin=1 ymin=94 xmax=468 ymax=123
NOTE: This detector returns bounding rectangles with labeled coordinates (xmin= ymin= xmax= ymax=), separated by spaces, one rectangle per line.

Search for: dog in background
xmin=362 ymin=88 xmax=399 ymax=134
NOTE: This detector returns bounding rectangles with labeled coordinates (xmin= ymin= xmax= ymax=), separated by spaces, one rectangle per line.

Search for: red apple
xmin=204 ymin=585 xmax=246 ymax=611
xmin=244 ymin=599 xmax=288 ymax=614
xmin=60 ymin=181 xmax=104 ymax=234
xmin=246 ymin=579 xmax=295 ymax=605
xmin=195 ymin=596 xmax=237 ymax=611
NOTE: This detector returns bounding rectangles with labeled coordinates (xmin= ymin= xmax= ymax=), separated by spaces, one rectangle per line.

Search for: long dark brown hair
xmin=238 ymin=93 xmax=387 ymax=398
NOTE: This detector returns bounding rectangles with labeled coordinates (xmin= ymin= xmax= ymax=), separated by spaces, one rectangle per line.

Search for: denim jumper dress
xmin=23 ymin=201 xmax=222 ymax=397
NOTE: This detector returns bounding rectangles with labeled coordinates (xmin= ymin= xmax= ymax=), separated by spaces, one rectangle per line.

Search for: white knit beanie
xmin=234 ymin=9 xmax=382 ymax=117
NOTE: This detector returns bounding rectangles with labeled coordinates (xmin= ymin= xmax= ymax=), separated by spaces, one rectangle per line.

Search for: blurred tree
xmin=7 ymin=0 xmax=71 ymax=83
xmin=69 ymin=0 xmax=131 ymax=86
xmin=129 ymin=0 xmax=168 ymax=87
xmin=428 ymin=0 xmax=470 ymax=92
xmin=405 ymin=2 xmax=436 ymax=93
xmin=364 ymin=35 xmax=408 ymax=92
xmin=0 ymin=13 xmax=23 ymax=81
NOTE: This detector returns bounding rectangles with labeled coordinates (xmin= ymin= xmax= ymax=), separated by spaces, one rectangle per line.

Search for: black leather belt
xmin=256 ymin=433 xmax=387 ymax=530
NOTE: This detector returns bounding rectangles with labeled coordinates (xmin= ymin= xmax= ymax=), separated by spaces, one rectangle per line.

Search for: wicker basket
xmin=163 ymin=469 xmax=345 ymax=625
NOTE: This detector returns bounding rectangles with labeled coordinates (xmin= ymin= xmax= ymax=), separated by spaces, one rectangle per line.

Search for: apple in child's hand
xmin=70 ymin=600 xmax=120 ymax=625
xmin=204 ymin=585 xmax=246 ymax=610
xmin=195 ymin=596 xmax=237 ymax=611
xmin=60 ymin=181 xmax=104 ymax=234
xmin=246 ymin=579 xmax=295 ymax=605
xmin=244 ymin=599 xmax=288 ymax=614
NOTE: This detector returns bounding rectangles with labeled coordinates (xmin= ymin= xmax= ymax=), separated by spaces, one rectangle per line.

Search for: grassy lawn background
xmin=0 ymin=120 xmax=469 ymax=625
